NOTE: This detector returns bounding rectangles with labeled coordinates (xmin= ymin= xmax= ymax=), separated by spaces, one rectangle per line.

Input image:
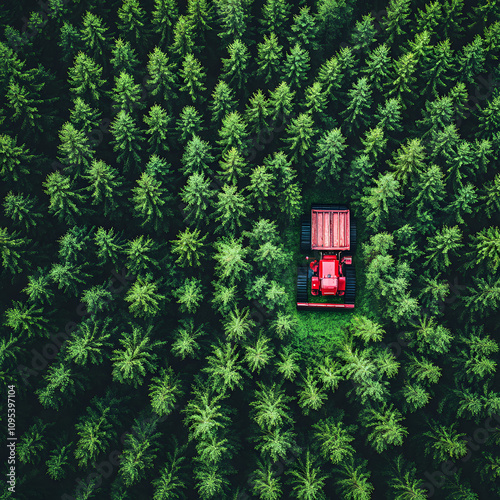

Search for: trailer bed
xmin=310 ymin=209 xmax=350 ymax=251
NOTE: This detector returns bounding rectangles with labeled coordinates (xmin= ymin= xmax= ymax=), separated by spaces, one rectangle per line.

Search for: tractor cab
xmin=308 ymin=254 xmax=346 ymax=296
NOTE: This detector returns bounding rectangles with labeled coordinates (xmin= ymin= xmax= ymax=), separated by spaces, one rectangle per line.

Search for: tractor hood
xmin=319 ymin=256 xmax=339 ymax=295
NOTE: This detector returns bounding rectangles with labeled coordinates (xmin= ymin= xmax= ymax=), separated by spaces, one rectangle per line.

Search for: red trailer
xmin=297 ymin=204 xmax=356 ymax=310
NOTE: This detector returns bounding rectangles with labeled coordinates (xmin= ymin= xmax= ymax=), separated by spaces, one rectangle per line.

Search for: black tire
xmin=300 ymin=217 xmax=311 ymax=252
xmin=297 ymin=267 xmax=308 ymax=304
xmin=350 ymin=217 xmax=357 ymax=253
xmin=344 ymin=265 xmax=356 ymax=305
xmin=311 ymin=203 xmax=348 ymax=211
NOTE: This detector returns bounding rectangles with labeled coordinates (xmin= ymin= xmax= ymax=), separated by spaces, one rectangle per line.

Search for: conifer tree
xmin=175 ymin=277 xmax=203 ymax=313
xmin=217 ymin=111 xmax=248 ymax=154
xmin=17 ymin=419 xmax=49 ymax=466
xmin=423 ymin=39 xmax=455 ymax=96
xmin=361 ymin=404 xmax=408 ymax=453
xmin=423 ymin=421 xmax=467 ymax=462
xmin=46 ymin=442 xmax=73 ymax=481
xmin=215 ymin=0 xmax=250 ymax=45
xmin=49 ymin=262 xmax=89 ymax=296
xmin=341 ymin=77 xmax=373 ymax=134
xmin=181 ymin=173 xmax=215 ymax=226
xmin=221 ymin=39 xmax=250 ymax=91
xmin=59 ymin=22 xmax=83 ymax=63
xmin=171 ymin=15 xmax=195 ymax=57
xmin=3 ymin=192 xmax=43 ymax=231
xmin=152 ymin=0 xmax=179 ymax=45
xmin=22 ymin=268 xmax=54 ymax=305
xmin=111 ymin=71 xmax=144 ymax=114
xmin=4 ymin=300 xmax=48 ymax=338
xmin=131 ymin=172 xmax=171 ymax=232
xmin=0 ymin=134 xmax=33 ymax=186
xmin=335 ymin=458 xmax=374 ymax=500
xmin=74 ymin=394 xmax=121 ymax=468
xmin=80 ymin=11 xmax=110 ymax=62
xmin=213 ymin=236 xmax=250 ymax=282
xmin=65 ymin=318 xmax=113 ymax=366
xmin=143 ymin=104 xmax=172 ymax=155
xmin=149 ymin=365 xmax=184 ymax=417
xmin=286 ymin=450 xmax=327 ymax=500
xmin=68 ymin=52 xmax=106 ymax=102
xmin=248 ymin=164 xmax=275 ymax=212
xmin=350 ymin=14 xmax=378 ymax=52
xmin=316 ymin=55 xmax=342 ymax=99
xmin=289 ymin=6 xmax=319 ymax=53
xmin=424 ymin=225 xmax=463 ymax=272
xmin=269 ymin=81 xmax=295 ymax=122
xmin=283 ymin=43 xmax=310 ymax=90
xmin=187 ymin=0 xmax=213 ymax=45
xmin=313 ymin=128 xmax=347 ymax=183
xmin=112 ymin=324 xmax=165 ymax=386
xmin=69 ymin=97 xmax=102 ymax=135
xmin=317 ymin=0 xmax=355 ymax=44
xmin=217 ymin=147 xmax=247 ymax=185
xmin=109 ymin=110 xmax=144 ymax=172
xmin=119 ymin=416 xmax=161 ymax=487
xmin=361 ymin=172 xmax=402 ymax=231
xmin=251 ymin=459 xmax=283 ymax=500
xmin=297 ymin=368 xmax=327 ymax=415
xmin=83 ymin=159 xmax=123 ymax=218
xmin=209 ymin=80 xmax=237 ymax=126
xmin=389 ymin=52 xmax=417 ymax=106
xmin=171 ymin=227 xmax=207 ymax=268
xmin=180 ymin=53 xmax=207 ymax=103
xmin=125 ymin=235 xmax=161 ymax=275
xmin=483 ymin=173 xmax=500 ymax=218
xmin=176 ymin=106 xmax=204 ymax=143
xmin=5 ymin=81 xmax=44 ymax=139
xmin=213 ymin=184 xmax=250 ymax=234
xmin=110 ymin=37 xmax=139 ymax=75
xmin=245 ymin=89 xmax=271 ymax=135
xmin=476 ymin=95 xmax=500 ymax=139
xmin=81 ymin=284 xmax=113 ymax=315
xmin=147 ymin=46 xmax=178 ymax=105
xmin=57 ymin=122 xmax=94 ymax=177
xmin=43 ymin=171 xmax=85 ymax=223
xmin=283 ymin=112 xmax=315 ymax=162
xmin=36 ymin=361 xmax=84 ymax=410
xmin=459 ymin=35 xmax=486 ymax=84
xmin=117 ymin=0 xmax=147 ymax=48
xmin=388 ymin=137 xmax=426 ymax=187
xmin=203 ymin=341 xmax=244 ymax=393
xmin=255 ymin=427 xmax=297 ymax=463
xmin=125 ymin=277 xmax=165 ymax=318
xmin=256 ymin=33 xmax=283 ymax=84
xmin=171 ymin=318 xmax=205 ymax=359
xmin=363 ymin=43 xmax=391 ymax=92
xmin=382 ymin=0 xmax=411 ymax=43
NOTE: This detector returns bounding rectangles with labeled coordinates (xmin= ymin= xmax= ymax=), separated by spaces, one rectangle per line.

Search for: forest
xmin=1 ymin=0 xmax=500 ymax=498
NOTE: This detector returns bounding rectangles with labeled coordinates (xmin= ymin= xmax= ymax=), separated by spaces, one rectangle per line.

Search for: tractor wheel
xmin=311 ymin=203 xmax=348 ymax=211
xmin=300 ymin=217 xmax=311 ymax=252
xmin=344 ymin=265 xmax=356 ymax=305
xmin=297 ymin=267 xmax=308 ymax=303
xmin=350 ymin=217 xmax=357 ymax=253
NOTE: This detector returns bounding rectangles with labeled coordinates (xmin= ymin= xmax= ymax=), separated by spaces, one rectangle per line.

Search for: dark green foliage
xmin=6 ymin=3 xmax=500 ymax=499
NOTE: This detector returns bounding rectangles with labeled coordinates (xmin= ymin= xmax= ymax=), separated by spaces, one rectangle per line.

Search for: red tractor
xmin=297 ymin=204 xmax=356 ymax=309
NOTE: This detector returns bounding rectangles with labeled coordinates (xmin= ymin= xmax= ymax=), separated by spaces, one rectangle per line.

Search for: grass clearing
xmin=282 ymin=183 xmax=382 ymax=359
